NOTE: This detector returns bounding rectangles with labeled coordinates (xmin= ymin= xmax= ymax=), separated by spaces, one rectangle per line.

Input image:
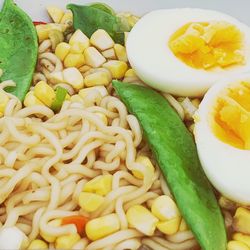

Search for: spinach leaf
xmin=89 ymin=2 xmax=115 ymax=16
xmin=67 ymin=3 xmax=131 ymax=45
xmin=0 ymin=0 xmax=38 ymax=101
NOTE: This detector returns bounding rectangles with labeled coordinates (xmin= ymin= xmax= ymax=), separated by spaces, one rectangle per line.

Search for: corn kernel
xmin=125 ymin=69 xmax=136 ymax=77
xmin=60 ymin=11 xmax=73 ymax=25
xmin=24 ymin=91 xmax=44 ymax=107
xmin=84 ymin=47 xmax=106 ymax=68
xmin=179 ymin=218 xmax=189 ymax=231
xmin=49 ymin=71 xmax=65 ymax=84
xmin=157 ymin=217 xmax=181 ymax=235
xmin=70 ymin=43 xmax=85 ymax=54
xmin=83 ymin=175 xmax=112 ymax=196
xmin=70 ymin=94 xmax=84 ymax=103
xmin=228 ymin=240 xmax=250 ymax=250
xmin=0 ymin=90 xmax=9 ymax=113
xmin=63 ymin=67 xmax=84 ymax=90
xmin=28 ymin=239 xmax=48 ymax=250
xmin=132 ymin=155 xmax=155 ymax=180
xmin=47 ymin=6 xmax=64 ymax=23
xmin=79 ymin=192 xmax=104 ymax=212
xmin=79 ymin=86 xmax=108 ymax=99
xmin=34 ymin=81 xmax=56 ymax=107
xmin=126 ymin=205 xmax=158 ymax=236
xmin=114 ymin=44 xmax=128 ymax=62
xmin=84 ymin=71 xmax=110 ymax=87
xmin=102 ymin=48 xmax=117 ymax=60
xmin=151 ymin=195 xmax=180 ymax=221
xmin=40 ymin=219 xmax=61 ymax=243
xmin=233 ymin=207 xmax=250 ymax=234
xmin=86 ymin=214 xmax=120 ymax=241
xmin=64 ymin=53 xmax=85 ymax=68
xmin=79 ymin=65 xmax=92 ymax=74
xmin=55 ymin=233 xmax=81 ymax=249
xmin=102 ymin=60 xmax=128 ymax=79
xmin=55 ymin=42 xmax=71 ymax=61
xmin=90 ymin=29 xmax=114 ymax=51
xmin=95 ymin=112 xmax=108 ymax=125
xmin=233 ymin=233 xmax=250 ymax=248
xmin=69 ymin=29 xmax=90 ymax=51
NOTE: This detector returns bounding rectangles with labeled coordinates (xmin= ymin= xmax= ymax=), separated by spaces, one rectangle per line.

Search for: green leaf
xmin=51 ymin=86 xmax=67 ymax=112
xmin=89 ymin=2 xmax=116 ymax=16
xmin=0 ymin=0 xmax=38 ymax=101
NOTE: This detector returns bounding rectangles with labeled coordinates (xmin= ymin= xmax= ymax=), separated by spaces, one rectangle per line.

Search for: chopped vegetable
xmin=34 ymin=81 xmax=55 ymax=107
xmin=33 ymin=21 xmax=47 ymax=26
xmin=233 ymin=207 xmax=250 ymax=234
xmin=78 ymin=192 xmax=104 ymax=212
xmin=28 ymin=239 xmax=48 ymax=250
xmin=89 ymin=2 xmax=116 ymax=16
xmin=156 ymin=217 xmax=181 ymax=235
xmin=233 ymin=233 xmax=250 ymax=248
xmin=113 ymin=81 xmax=227 ymax=250
xmin=227 ymin=241 xmax=249 ymax=250
xmin=55 ymin=233 xmax=81 ymax=249
xmin=0 ymin=0 xmax=38 ymax=101
xmin=61 ymin=215 xmax=88 ymax=236
xmin=51 ymin=86 xmax=67 ymax=112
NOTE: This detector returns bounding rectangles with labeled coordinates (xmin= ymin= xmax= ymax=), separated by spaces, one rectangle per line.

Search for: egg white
xmin=126 ymin=8 xmax=250 ymax=97
xmin=194 ymin=74 xmax=250 ymax=204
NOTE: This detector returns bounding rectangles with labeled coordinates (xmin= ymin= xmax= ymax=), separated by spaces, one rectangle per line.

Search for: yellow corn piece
xmin=60 ymin=11 xmax=73 ymax=25
xmin=95 ymin=112 xmax=108 ymax=126
xmin=79 ymin=86 xmax=108 ymax=99
xmin=79 ymin=192 xmax=104 ymax=212
xmin=28 ymin=239 xmax=48 ymax=250
xmin=126 ymin=205 xmax=158 ymax=236
xmin=70 ymin=94 xmax=84 ymax=103
xmin=83 ymin=175 xmax=112 ymax=196
xmin=233 ymin=207 xmax=250 ymax=234
xmin=132 ymin=155 xmax=155 ymax=180
xmin=64 ymin=53 xmax=85 ymax=68
xmin=157 ymin=217 xmax=181 ymax=235
xmin=102 ymin=48 xmax=117 ymax=60
xmin=36 ymin=24 xmax=63 ymax=43
xmin=151 ymin=195 xmax=180 ymax=221
xmin=84 ymin=47 xmax=106 ymax=68
xmin=114 ymin=44 xmax=128 ymax=62
xmin=47 ymin=6 xmax=64 ymax=23
xmin=24 ymin=91 xmax=44 ymax=107
xmin=84 ymin=71 xmax=110 ymax=87
xmin=55 ymin=233 xmax=80 ymax=249
xmin=0 ymin=90 xmax=9 ymax=114
xmin=79 ymin=65 xmax=92 ymax=74
xmin=63 ymin=67 xmax=84 ymax=90
xmin=90 ymin=29 xmax=114 ymax=51
xmin=49 ymin=71 xmax=65 ymax=84
xmin=70 ymin=43 xmax=86 ymax=54
xmin=233 ymin=233 xmax=250 ymax=248
xmin=179 ymin=218 xmax=189 ymax=231
xmin=85 ymin=213 xmax=120 ymax=241
xmin=69 ymin=29 xmax=90 ymax=51
xmin=40 ymin=219 xmax=61 ymax=243
xmin=125 ymin=69 xmax=136 ymax=77
xmin=102 ymin=60 xmax=128 ymax=79
xmin=55 ymin=42 xmax=71 ymax=61
xmin=34 ymin=81 xmax=56 ymax=107
xmin=227 ymin=240 xmax=250 ymax=250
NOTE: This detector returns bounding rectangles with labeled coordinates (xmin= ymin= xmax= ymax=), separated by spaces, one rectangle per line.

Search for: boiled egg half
xmin=194 ymin=74 xmax=250 ymax=204
xmin=126 ymin=8 xmax=250 ymax=96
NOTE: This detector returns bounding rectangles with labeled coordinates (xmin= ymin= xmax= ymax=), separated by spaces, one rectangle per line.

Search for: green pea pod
xmin=51 ymin=87 xmax=67 ymax=113
xmin=0 ymin=0 xmax=38 ymax=101
xmin=113 ymin=80 xmax=227 ymax=250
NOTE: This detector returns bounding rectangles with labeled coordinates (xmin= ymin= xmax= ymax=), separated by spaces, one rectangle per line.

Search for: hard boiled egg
xmin=126 ymin=9 xmax=250 ymax=97
xmin=194 ymin=74 xmax=250 ymax=204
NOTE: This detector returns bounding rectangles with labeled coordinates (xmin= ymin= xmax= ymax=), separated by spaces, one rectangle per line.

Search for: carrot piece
xmin=33 ymin=21 xmax=47 ymax=26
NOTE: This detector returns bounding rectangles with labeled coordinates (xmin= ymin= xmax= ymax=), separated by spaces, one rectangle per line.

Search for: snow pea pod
xmin=113 ymin=80 xmax=227 ymax=250
xmin=0 ymin=0 xmax=38 ymax=101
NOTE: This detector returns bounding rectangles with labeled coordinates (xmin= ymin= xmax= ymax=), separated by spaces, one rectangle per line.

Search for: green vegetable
xmin=113 ymin=81 xmax=227 ymax=250
xmin=67 ymin=3 xmax=130 ymax=45
xmin=0 ymin=0 xmax=38 ymax=101
xmin=88 ymin=2 xmax=115 ymax=16
xmin=51 ymin=87 xmax=67 ymax=112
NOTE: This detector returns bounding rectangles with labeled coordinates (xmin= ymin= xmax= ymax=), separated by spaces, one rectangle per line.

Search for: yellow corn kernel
xmin=125 ymin=69 xmax=136 ymax=77
xmin=70 ymin=43 xmax=86 ymax=54
xmin=34 ymin=81 xmax=56 ymax=107
xmin=83 ymin=175 xmax=112 ymax=196
xmin=70 ymin=94 xmax=84 ymax=103
xmin=95 ymin=112 xmax=108 ymax=125
xmin=233 ymin=207 xmax=250 ymax=234
xmin=24 ymin=91 xmax=44 ymax=107
xmin=102 ymin=48 xmax=117 ymax=60
xmin=36 ymin=24 xmax=63 ymax=43
xmin=40 ymin=219 xmax=61 ymax=243
xmin=49 ymin=71 xmax=65 ymax=84
xmin=84 ymin=47 xmax=106 ymax=68
xmin=84 ymin=71 xmax=110 ymax=87
xmin=64 ymin=53 xmax=85 ymax=68
xmin=228 ymin=240 xmax=250 ymax=250
xmin=55 ymin=233 xmax=81 ymax=249
xmin=85 ymin=214 xmax=120 ymax=241
xmin=0 ymin=90 xmax=9 ymax=113
xmin=69 ymin=29 xmax=90 ymax=50
xmin=126 ymin=205 xmax=158 ymax=236
xmin=233 ymin=233 xmax=250 ymax=248
xmin=90 ymin=29 xmax=114 ymax=51
xmin=102 ymin=60 xmax=128 ymax=79
xmin=55 ymin=42 xmax=71 ymax=61
xmin=60 ymin=11 xmax=73 ymax=25
xmin=79 ymin=65 xmax=92 ymax=74
xmin=179 ymin=218 xmax=189 ymax=231
xmin=79 ymin=192 xmax=104 ymax=212
xmin=79 ymin=86 xmax=108 ymax=99
xmin=157 ymin=217 xmax=181 ymax=235
xmin=47 ymin=6 xmax=64 ymax=23
xmin=132 ymin=155 xmax=155 ymax=180
xmin=28 ymin=239 xmax=48 ymax=250
xmin=151 ymin=195 xmax=180 ymax=221
xmin=114 ymin=44 xmax=128 ymax=62
xmin=63 ymin=67 xmax=84 ymax=90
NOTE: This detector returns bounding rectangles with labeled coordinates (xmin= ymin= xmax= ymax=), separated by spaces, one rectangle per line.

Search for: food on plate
xmin=126 ymin=8 xmax=250 ymax=96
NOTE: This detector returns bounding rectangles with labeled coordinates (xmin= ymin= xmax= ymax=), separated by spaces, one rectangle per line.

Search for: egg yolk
xmin=212 ymin=82 xmax=250 ymax=150
xmin=169 ymin=21 xmax=244 ymax=69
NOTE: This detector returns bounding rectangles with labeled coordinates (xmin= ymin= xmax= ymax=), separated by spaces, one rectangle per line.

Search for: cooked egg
xmin=194 ymin=74 xmax=250 ymax=204
xmin=126 ymin=9 xmax=250 ymax=97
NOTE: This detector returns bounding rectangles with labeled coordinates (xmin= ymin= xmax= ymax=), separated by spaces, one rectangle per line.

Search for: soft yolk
xmin=169 ymin=21 xmax=244 ymax=69
xmin=212 ymin=82 xmax=250 ymax=150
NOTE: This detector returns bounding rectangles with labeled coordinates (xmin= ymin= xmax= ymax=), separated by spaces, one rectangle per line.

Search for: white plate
xmin=1 ymin=0 xmax=250 ymax=25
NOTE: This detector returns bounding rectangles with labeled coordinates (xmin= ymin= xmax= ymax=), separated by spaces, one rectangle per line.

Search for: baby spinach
xmin=67 ymin=3 xmax=131 ymax=45
xmin=0 ymin=0 xmax=38 ymax=101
